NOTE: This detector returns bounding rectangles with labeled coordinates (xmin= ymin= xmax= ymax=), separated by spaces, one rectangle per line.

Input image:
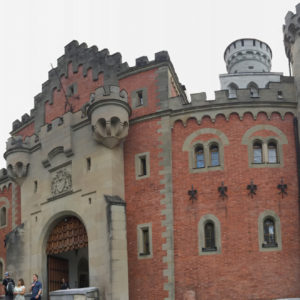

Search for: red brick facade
xmin=0 ymin=182 xmax=21 ymax=293
xmin=2 ymin=39 xmax=300 ymax=299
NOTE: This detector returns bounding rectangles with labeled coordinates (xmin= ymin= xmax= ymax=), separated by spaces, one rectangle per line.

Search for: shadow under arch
xmin=39 ymin=210 xmax=89 ymax=296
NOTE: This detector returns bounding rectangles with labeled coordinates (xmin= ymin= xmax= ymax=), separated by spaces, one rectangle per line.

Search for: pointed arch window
xmin=204 ymin=222 xmax=216 ymax=251
xmin=0 ymin=207 xmax=6 ymax=227
xmin=253 ymin=141 xmax=263 ymax=163
xmin=195 ymin=145 xmax=205 ymax=168
xmin=248 ymin=82 xmax=259 ymax=98
xmin=268 ymin=141 xmax=278 ymax=163
xmin=210 ymin=144 xmax=220 ymax=166
xmin=263 ymin=218 xmax=277 ymax=248
xmin=228 ymin=83 xmax=238 ymax=99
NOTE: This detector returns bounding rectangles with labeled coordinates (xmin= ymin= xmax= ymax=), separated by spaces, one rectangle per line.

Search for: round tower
xmin=224 ymin=38 xmax=272 ymax=74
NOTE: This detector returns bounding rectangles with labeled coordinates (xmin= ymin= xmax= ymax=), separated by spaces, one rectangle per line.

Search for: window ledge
xmin=262 ymin=243 xmax=278 ymax=248
xmin=202 ymin=247 xmax=217 ymax=252
xmin=191 ymin=165 xmax=223 ymax=173
xmin=250 ymin=162 xmax=281 ymax=168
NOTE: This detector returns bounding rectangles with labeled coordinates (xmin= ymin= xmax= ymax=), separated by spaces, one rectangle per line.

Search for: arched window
xmin=210 ymin=144 xmax=219 ymax=166
xmin=268 ymin=141 xmax=278 ymax=163
xmin=204 ymin=222 xmax=216 ymax=251
xmin=263 ymin=218 xmax=277 ymax=248
xmin=199 ymin=214 xmax=221 ymax=255
xmin=228 ymin=83 xmax=238 ymax=99
xmin=248 ymin=82 xmax=259 ymax=98
xmin=0 ymin=207 xmax=6 ymax=227
xmin=253 ymin=141 xmax=262 ymax=163
xmin=195 ymin=145 xmax=205 ymax=168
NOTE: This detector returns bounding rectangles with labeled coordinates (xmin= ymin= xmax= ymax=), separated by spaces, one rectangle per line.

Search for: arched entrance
xmin=46 ymin=216 xmax=89 ymax=291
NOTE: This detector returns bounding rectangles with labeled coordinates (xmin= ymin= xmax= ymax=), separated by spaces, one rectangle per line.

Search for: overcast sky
xmin=0 ymin=0 xmax=299 ymax=169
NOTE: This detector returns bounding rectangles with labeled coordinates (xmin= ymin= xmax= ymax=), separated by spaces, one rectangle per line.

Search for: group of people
xmin=2 ymin=273 xmax=42 ymax=300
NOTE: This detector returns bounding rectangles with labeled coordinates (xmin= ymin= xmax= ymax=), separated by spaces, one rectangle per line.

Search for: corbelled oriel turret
xmin=83 ymin=85 xmax=131 ymax=148
xmin=4 ymin=136 xmax=31 ymax=184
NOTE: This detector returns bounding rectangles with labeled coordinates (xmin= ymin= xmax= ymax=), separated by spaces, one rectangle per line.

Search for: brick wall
xmin=172 ymin=112 xmax=300 ymax=300
xmin=0 ymin=182 xmax=21 ymax=293
xmin=45 ymin=64 xmax=104 ymax=123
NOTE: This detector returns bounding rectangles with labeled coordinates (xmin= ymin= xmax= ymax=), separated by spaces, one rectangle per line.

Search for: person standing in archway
xmin=30 ymin=274 xmax=42 ymax=300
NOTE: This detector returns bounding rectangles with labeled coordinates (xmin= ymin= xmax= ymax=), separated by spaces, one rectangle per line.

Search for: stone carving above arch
xmin=182 ymin=128 xmax=229 ymax=152
xmin=241 ymin=125 xmax=288 ymax=145
xmin=51 ymin=168 xmax=72 ymax=197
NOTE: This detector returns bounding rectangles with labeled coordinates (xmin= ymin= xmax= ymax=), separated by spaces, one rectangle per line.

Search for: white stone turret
xmin=220 ymin=38 xmax=282 ymax=93
xmin=224 ymin=38 xmax=272 ymax=74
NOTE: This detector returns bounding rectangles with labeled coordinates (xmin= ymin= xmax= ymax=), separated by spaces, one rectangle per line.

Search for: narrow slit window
xmin=86 ymin=157 xmax=91 ymax=171
xmin=137 ymin=91 xmax=144 ymax=106
xmin=139 ymin=156 xmax=147 ymax=176
xmin=253 ymin=141 xmax=263 ymax=163
xmin=34 ymin=180 xmax=38 ymax=193
xmin=141 ymin=227 xmax=150 ymax=255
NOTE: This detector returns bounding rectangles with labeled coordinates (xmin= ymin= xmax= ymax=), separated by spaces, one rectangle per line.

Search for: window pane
xmin=210 ymin=145 xmax=219 ymax=166
xmin=195 ymin=147 xmax=204 ymax=168
xmin=253 ymin=143 xmax=262 ymax=163
xmin=196 ymin=153 xmax=204 ymax=168
xmin=268 ymin=143 xmax=277 ymax=163
xmin=264 ymin=219 xmax=276 ymax=245
xmin=211 ymin=151 xmax=219 ymax=166
xmin=205 ymin=222 xmax=216 ymax=249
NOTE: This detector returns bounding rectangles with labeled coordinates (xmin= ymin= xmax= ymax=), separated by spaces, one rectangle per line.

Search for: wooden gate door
xmin=47 ymin=256 xmax=69 ymax=292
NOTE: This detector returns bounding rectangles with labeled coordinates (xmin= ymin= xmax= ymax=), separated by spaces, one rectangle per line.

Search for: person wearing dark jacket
xmin=2 ymin=272 xmax=15 ymax=300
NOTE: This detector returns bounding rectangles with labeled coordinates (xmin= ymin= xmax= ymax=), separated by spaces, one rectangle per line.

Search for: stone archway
xmin=46 ymin=216 xmax=89 ymax=292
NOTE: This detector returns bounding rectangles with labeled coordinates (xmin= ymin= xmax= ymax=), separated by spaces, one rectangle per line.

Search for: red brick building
xmin=1 ymin=4 xmax=300 ymax=300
